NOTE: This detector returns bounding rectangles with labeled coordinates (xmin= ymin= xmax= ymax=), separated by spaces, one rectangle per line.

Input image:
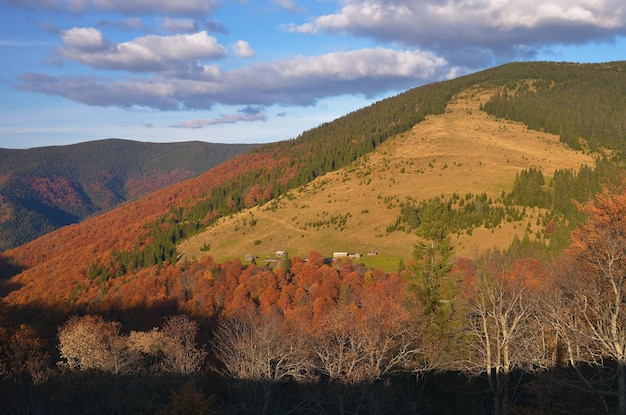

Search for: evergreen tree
xmin=407 ymin=236 xmax=454 ymax=319
xmin=415 ymin=197 xmax=449 ymax=241
xmin=406 ymin=207 xmax=459 ymax=341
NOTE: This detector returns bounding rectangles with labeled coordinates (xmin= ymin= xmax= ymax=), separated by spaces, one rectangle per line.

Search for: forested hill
xmin=0 ymin=139 xmax=259 ymax=249
xmin=248 ymin=60 xmax=625 ymax=190
xmin=481 ymin=62 xmax=626 ymax=151
xmin=2 ymin=60 xmax=626 ymax=312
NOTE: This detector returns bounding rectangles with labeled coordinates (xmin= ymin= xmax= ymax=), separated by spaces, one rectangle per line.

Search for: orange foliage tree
xmin=559 ymin=187 xmax=626 ymax=415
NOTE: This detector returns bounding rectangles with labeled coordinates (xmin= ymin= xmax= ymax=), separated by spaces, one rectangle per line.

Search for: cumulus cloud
xmin=297 ymin=0 xmax=626 ymax=67
xmin=18 ymin=47 xmax=449 ymax=110
xmin=4 ymin=0 xmax=220 ymax=16
xmin=61 ymin=27 xmax=106 ymax=50
xmin=58 ymin=29 xmax=227 ymax=72
xmin=233 ymin=40 xmax=255 ymax=58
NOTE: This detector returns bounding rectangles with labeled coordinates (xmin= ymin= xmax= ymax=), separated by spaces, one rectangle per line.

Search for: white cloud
xmin=297 ymin=0 xmax=626 ymax=66
xmin=272 ymin=48 xmax=445 ymax=81
xmin=18 ymin=47 xmax=449 ymax=110
xmin=160 ymin=18 xmax=198 ymax=33
xmin=233 ymin=40 xmax=255 ymax=58
xmin=61 ymin=27 xmax=106 ymax=50
xmin=282 ymin=22 xmax=317 ymax=34
xmin=170 ymin=111 xmax=266 ymax=128
xmin=58 ymin=30 xmax=227 ymax=72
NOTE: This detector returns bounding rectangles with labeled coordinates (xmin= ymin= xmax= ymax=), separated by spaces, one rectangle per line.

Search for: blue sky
xmin=1 ymin=0 xmax=625 ymax=149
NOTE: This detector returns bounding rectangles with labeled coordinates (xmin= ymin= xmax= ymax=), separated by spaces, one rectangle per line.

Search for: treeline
xmin=481 ymin=62 xmax=626 ymax=151
xmin=0 ymin=139 xmax=257 ymax=182
xmin=4 ymin=184 xmax=626 ymax=414
xmin=392 ymin=192 xmax=524 ymax=236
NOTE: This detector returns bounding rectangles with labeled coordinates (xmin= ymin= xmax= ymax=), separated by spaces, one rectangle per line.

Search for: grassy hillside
xmin=0 ymin=139 xmax=258 ymax=249
xmin=178 ymin=88 xmax=594 ymax=270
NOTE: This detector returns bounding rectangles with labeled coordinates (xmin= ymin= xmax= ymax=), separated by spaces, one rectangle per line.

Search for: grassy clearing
xmin=178 ymin=88 xmax=594 ymax=268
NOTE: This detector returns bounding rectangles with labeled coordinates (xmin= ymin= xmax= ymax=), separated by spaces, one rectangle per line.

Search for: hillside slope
xmin=0 ymin=139 xmax=258 ymax=249
xmin=178 ymin=88 xmax=593 ymax=267
xmin=0 ymin=61 xmax=624 ymax=315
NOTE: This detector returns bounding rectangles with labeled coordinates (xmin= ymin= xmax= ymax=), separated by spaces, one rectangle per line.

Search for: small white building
xmin=334 ymin=252 xmax=362 ymax=259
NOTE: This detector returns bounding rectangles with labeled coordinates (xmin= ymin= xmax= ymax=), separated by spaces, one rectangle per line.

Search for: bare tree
xmin=161 ymin=315 xmax=207 ymax=375
xmin=543 ymin=259 xmax=613 ymax=413
xmin=461 ymin=252 xmax=545 ymax=415
xmin=213 ymin=311 xmax=312 ymax=382
xmin=126 ymin=315 xmax=207 ymax=374
xmin=306 ymin=300 xmax=427 ymax=415
xmin=554 ymin=189 xmax=626 ymax=415
xmin=212 ymin=310 xmax=314 ymax=415
xmin=311 ymin=306 xmax=424 ymax=385
xmin=57 ymin=315 xmax=138 ymax=375
xmin=58 ymin=315 xmax=140 ymax=415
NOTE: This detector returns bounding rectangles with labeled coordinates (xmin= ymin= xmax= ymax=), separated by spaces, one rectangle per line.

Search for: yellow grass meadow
xmin=178 ymin=88 xmax=594 ymax=270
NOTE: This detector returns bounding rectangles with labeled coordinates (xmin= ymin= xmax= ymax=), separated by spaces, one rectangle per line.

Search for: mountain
xmin=1 ymin=60 xmax=625 ymax=320
xmin=0 ymin=139 xmax=259 ymax=249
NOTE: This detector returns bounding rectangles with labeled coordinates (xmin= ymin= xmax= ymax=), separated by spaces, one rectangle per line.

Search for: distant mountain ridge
xmin=0 ymin=139 xmax=260 ymax=249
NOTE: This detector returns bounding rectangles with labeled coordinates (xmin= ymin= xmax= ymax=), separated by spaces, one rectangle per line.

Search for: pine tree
xmin=407 ymin=236 xmax=454 ymax=319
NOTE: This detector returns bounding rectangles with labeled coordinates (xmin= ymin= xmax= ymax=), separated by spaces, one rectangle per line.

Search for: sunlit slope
xmin=178 ymin=88 xmax=593 ymax=267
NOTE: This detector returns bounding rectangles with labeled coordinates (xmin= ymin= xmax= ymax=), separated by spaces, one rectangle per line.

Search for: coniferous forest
xmin=2 ymin=61 xmax=626 ymax=414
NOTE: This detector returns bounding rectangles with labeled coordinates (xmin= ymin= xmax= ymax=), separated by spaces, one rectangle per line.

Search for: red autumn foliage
xmin=0 ymin=151 xmax=281 ymax=309
xmin=26 ymin=176 xmax=86 ymax=209
xmin=124 ymin=169 xmax=196 ymax=201
xmin=3 ymin=222 xmax=414 ymax=344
